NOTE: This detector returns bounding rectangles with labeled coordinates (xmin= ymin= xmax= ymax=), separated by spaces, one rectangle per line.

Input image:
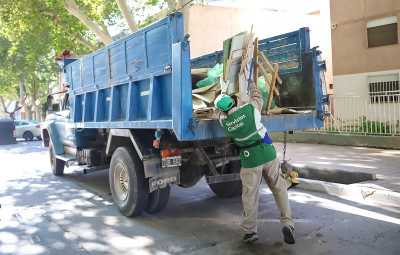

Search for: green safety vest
xmin=222 ymin=103 xmax=276 ymax=168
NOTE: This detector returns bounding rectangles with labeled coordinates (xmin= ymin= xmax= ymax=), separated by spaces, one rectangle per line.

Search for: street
xmin=1 ymin=141 xmax=400 ymax=255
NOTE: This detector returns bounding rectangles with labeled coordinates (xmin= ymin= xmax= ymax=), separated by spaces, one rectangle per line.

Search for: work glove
xmin=220 ymin=75 xmax=229 ymax=94
xmin=244 ymin=62 xmax=253 ymax=84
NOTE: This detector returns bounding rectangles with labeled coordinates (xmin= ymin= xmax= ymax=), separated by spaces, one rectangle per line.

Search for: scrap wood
xmin=225 ymin=56 xmax=242 ymax=82
xmin=257 ymin=63 xmax=279 ymax=96
xmin=258 ymin=51 xmax=282 ymax=84
xmin=266 ymin=63 xmax=279 ymax=114
xmin=253 ymin=37 xmax=258 ymax=88
xmin=236 ymin=25 xmax=254 ymax=90
xmin=243 ymin=25 xmax=253 ymax=60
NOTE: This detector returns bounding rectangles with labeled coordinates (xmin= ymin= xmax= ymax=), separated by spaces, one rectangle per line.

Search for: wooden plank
xmin=254 ymin=37 xmax=258 ymax=88
xmin=267 ymin=63 xmax=279 ymax=114
xmin=258 ymin=52 xmax=282 ymax=84
xmin=257 ymin=63 xmax=279 ymax=96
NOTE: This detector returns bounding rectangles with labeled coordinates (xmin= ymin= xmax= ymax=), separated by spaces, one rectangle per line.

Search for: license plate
xmin=162 ymin=156 xmax=182 ymax=168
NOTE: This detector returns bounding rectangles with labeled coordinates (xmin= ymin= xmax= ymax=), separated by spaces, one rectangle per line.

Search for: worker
xmin=213 ymin=73 xmax=295 ymax=244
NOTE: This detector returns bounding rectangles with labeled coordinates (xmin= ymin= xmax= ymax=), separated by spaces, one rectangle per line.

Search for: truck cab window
xmin=63 ymin=94 xmax=70 ymax=111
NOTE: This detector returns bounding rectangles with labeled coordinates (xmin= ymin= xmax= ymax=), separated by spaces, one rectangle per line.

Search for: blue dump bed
xmin=63 ymin=13 xmax=328 ymax=141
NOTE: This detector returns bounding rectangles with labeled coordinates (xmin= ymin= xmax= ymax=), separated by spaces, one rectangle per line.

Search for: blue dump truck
xmin=42 ymin=13 xmax=329 ymax=216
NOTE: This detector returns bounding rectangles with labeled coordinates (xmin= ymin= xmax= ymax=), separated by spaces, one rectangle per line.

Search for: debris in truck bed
xmin=195 ymin=64 xmax=223 ymax=88
xmin=191 ymin=68 xmax=211 ymax=90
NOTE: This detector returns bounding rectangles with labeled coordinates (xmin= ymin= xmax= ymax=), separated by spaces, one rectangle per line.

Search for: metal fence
xmin=307 ymin=91 xmax=400 ymax=136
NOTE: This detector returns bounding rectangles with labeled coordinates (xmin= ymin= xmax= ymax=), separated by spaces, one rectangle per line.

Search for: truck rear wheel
xmin=49 ymin=139 xmax=65 ymax=176
xmin=145 ymin=186 xmax=170 ymax=214
xmin=109 ymin=147 xmax=149 ymax=217
xmin=208 ymin=160 xmax=242 ymax=198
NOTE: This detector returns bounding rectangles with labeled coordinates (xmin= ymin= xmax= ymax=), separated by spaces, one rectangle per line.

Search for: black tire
xmin=24 ymin=131 xmax=34 ymax=141
xmin=109 ymin=147 xmax=149 ymax=217
xmin=208 ymin=160 xmax=242 ymax=198
xmin=49 ymin=139 xmax=65 ymax=176
xmin=37 ymin=137 xmax=42 ymax=140
xmin=145 ymin=185 xmax=170 ymax=214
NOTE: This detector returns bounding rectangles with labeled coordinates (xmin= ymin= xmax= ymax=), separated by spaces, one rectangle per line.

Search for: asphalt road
xmin=1 ymin=140 xmax=400 ymax=255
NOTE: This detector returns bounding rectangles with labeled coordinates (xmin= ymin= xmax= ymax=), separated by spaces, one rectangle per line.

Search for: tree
xmin=0 ymin=31 xmax=60 ymax=121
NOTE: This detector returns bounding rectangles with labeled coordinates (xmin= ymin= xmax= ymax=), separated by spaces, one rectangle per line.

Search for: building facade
xmin=330 ymin=0 xmax=400 ymax=134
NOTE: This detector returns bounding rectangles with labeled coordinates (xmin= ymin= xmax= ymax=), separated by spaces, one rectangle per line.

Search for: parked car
xmin=0 ymin=119 xmax=17 ymax=145
xmin=14 ymin=119 xmax=41 ymax=141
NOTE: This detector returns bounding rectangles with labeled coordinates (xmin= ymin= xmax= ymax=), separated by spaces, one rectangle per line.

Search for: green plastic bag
xmin=196 ymin=64 xmax=224 ymax=88
xmin=258 ymin=78 xmax=275 ymax=111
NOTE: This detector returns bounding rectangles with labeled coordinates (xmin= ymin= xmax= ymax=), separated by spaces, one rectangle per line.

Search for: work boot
xmin=282 ymin=226 xmax=295 ymax=244
xmin=242 ymin=232 xmax=258 ymax=244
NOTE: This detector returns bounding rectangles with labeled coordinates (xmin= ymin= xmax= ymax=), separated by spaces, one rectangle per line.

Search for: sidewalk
xmin=273 ymin=142 xmax=400 ymax=201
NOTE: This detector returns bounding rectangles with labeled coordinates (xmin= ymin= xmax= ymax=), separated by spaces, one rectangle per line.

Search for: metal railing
xmin=307 ymin=91 xmax=400 ymax=136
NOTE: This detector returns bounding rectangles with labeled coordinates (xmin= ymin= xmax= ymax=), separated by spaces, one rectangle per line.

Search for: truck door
xmin=55 ymin=94 xmax=76 ymax=147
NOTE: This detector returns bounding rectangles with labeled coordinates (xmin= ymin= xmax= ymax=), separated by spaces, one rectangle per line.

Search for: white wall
xmin=332 ymin=69 xmax=400 ymax=131
xmin=333 ymin=69 xmax=400 ymax=94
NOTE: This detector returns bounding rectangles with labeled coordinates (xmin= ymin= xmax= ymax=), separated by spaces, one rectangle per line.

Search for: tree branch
xmin=64 ymin=0 xmax=114 ymax=45
xmin=115 ymin=0 xmax=140 ymax=33
xmin=42 ymin=11 xmax=98 ymax=51
xmin=23 ymin=79 xmax=32 ymax=96
xmin=9 ymin=88 xmax=19 ymax=100
xmin=99 ymin=20 xmax=111 ymax=37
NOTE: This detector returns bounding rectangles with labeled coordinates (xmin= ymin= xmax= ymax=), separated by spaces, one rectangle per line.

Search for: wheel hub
xmin=114 ymin=163 xmax=129 ymax=202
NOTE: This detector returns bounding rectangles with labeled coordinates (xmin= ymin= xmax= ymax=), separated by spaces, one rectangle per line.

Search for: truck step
xmin=55 ymin=153 xmax=76 ymax=162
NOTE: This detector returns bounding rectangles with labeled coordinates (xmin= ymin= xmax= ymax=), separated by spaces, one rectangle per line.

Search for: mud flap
xmin=149 ymin=166 xmax=180 ymax=193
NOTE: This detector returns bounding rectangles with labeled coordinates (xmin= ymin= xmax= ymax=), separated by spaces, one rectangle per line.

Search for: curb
xmin=293 ymin=178 xmax=400 ymax=207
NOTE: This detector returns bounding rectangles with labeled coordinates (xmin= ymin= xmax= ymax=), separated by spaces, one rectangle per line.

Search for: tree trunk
xmin=34 ymin=105 xmax=41 ymax=122
xmin=0 ymin=96 xmax=9 ymax=119
xmin=177 ymin=0 xmax=190 ymax=35
xmin=24 ymin=105 xmax=33 ymax=120
xmin=9 ymin=112 xmax=15 ymax=120
xmin=167 ymin=0 xmax=177 ymax=12
xmin=63 ymin=0 xmax=114 ymax=45
xmin=115 ymin=0 xmax=140 ymax=33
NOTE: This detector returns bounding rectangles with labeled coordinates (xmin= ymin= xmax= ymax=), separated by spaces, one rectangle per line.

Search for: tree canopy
xmin=0 ymin=0 xmax=207 ymax=119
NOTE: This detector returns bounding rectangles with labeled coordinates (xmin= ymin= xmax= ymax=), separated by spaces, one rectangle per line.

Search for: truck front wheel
xmin=109 ymin=147 xmax=149 ymax=217
xmin=208 ymin=160 xmax=242 ymax=198
xmin=49 ymin=139 xmax=65 ymax=176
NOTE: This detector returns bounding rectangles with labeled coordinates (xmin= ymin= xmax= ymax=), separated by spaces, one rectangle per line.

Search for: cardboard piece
xmin=227 ymin=63 xmax=241 ymax=95
xmin=223 ymin=31 xmax=247 ymax=80
xmin=230 ymin=33 xmax=254 ymax=59
xmin=225 ymin=56 xmax=242 ymax=82
xmin=194 ymin=107 xmax=216 ymax=119
xmin=192 ymin=83 xmax=220 ymax=104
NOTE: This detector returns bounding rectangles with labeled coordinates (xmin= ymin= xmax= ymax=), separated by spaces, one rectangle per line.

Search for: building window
xmin=367 ymin=16 xmax=398 ymax=48
xmin=329 ymin=84 xmax=333 ymax=89
xmin=369 ymin=74 xmax=399 ymax=103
